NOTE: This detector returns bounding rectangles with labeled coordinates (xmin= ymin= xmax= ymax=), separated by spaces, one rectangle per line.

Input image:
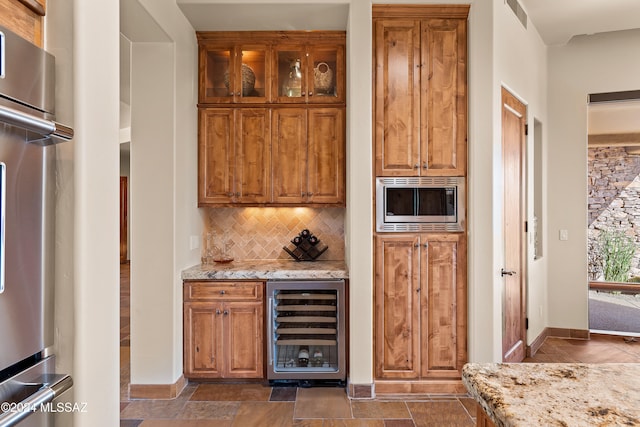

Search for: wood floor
xmin=119 ymin=263 xmax=640 ymax=426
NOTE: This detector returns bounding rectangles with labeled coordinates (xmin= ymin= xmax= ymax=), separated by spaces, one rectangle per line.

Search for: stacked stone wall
xmin=588 ymin=146 xmax=640 ymax=280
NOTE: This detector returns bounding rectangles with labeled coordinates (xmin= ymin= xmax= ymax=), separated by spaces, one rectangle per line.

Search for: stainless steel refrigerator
xmin=0 ymin=25 xmax=73 ymax=426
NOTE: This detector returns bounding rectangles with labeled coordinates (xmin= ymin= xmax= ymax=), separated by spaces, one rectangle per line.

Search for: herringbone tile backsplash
xmin=204 ymin=208 xmax=345 ymax=261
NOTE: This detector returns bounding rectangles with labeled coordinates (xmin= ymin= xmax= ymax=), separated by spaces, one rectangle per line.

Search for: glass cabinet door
xmin=274 ymin=47 xmax=306 ymax=103
xmin=200 ymin=46 xmax=234 ymax=103
xmin=307 ymin=46 xmax=344 ymax=103
xmin=200 ymin=45 xmax=269 ymax=103
xmin=274 ymin=46 xmax=344 ymax=103
xmin=237 ymin=46 xmax=269 ymax=102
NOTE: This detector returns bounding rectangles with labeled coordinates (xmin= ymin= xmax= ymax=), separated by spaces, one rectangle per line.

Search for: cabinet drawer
xmin=185 ymin=281 xmax=263 ymax=302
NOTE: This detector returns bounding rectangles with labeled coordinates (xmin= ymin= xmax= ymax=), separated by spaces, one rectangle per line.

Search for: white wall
xmin=547 ymin=29 xmax=640 ymax=329
xmin=126 ymin=0 xmax=199 ymax=386
xmin=345 ymin=0 xmax=373 ymax=387
xmin=72 ymin=0 xmax=121 ymax=424
xmin=492 ymin=0 xmax=549 ymax=352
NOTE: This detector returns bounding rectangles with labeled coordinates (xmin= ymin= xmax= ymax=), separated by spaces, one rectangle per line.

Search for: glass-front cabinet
xmin=274 ymin=45 xmax=344 ymax=104
xmin=199 ymin=43 xmax=270 ymax=103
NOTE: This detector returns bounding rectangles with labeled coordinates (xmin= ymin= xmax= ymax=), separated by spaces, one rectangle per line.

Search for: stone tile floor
xmin=120 ymin=264 xmax=640 ymax=426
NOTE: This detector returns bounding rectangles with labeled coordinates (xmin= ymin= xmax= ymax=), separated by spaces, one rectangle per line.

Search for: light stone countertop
xmin=462 ymin=362 xmax=640 ymax=427
xmin=181 ymin=259 xmax=348 ymax=281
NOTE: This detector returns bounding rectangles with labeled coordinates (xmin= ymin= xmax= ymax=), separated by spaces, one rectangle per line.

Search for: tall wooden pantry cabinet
xmin=373 ymin=5 xmax=469 ymax=394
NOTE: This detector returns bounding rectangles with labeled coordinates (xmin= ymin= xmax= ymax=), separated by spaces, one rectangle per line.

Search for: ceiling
xmin=177 ymin=2 xmax=348 ymax=32
xmin=519 ymin=0 xmax=640 ymax=45
xmin=175 ymin=1 xmax=640 ymax=45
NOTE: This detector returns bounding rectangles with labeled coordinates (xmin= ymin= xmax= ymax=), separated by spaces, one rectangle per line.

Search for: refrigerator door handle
xmin=0 ymin=375 xmax=72 ymax=427
xmin=0 ymin=104 xmax=74 ymax=144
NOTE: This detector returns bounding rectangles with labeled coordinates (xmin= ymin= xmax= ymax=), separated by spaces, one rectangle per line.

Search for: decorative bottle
xmin=283 ymin=59 xmax=302 ymax=97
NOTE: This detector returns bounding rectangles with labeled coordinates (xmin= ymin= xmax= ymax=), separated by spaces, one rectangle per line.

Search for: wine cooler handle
xmin=267 ymin=297 xmax=274 ymax=367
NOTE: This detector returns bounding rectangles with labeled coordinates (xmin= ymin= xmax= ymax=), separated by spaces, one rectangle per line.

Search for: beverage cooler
xmin=266 ymin=280 xmax=346 ymax=383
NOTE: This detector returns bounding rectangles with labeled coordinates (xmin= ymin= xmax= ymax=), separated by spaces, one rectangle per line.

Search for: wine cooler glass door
xmin=267 ymin=280 xmax=345 ymax=380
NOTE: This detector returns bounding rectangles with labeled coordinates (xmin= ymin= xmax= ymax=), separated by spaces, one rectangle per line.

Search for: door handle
xmin=501 ymin=268 xmax=516 ymax=277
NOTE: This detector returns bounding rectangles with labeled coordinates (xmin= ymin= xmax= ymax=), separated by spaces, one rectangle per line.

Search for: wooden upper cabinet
xmin=235 ymin=108 xmax=271 ymax=203
xmin=199 ymin=108 xmax=234 ymax=204
xmin=307 ymin=108 xmax=345 ymax=204
xmin=198 ymin=108 xmax=271 ymax=205
xmin=197 ymin=31 xmax=345 ymax=105
xmin=272 ymin=107 xmax=345 ymax=205
xmin=199 ymin=42 xmax=270 ymax=104
xmin=421 ymin=18 xmax=467 ymax=176
xmin=197 ymin=31 xmax=346 ymax=207
xmin=374 ymin=6 xmax=468 ymax=177
xmin=0 ymin=0 xmax=46 ymax=47
xmin=272 ymin=108 xmax=307 ymax=204
xmin=273 ymin=43 xmax=345 ymax=104
xmin=374 ymin=19 xmax=421 ymax=176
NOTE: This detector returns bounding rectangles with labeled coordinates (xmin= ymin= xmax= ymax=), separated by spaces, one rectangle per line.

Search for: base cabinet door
xmin=420 ymin=234 xmax=467 ymax=380
xmin=184 ymin=281 xmax=264 ymax=379
xmin=225 ymin=301 xmax=264 ymax=378
xmin=375 ymin=235 xmax=421 ymax=379
xmin=184 ymin=302 xmax=223 ymax=377
xmin=375 ymin=234 xmax=466 ymax=381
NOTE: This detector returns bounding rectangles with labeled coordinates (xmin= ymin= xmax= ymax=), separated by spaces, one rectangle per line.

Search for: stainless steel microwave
xmin=376 ymin=177 xmax=465 ymax=232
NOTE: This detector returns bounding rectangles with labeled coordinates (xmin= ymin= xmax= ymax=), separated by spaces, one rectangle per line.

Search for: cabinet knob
xmin=220 ymin=290 xmax=226 ymax=295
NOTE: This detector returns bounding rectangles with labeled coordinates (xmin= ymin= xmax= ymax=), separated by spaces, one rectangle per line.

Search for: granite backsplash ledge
xmin=204 ymin=207 xmax=345 ymax=261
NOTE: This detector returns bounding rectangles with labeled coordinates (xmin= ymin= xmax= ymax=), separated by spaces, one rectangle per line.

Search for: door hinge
xmin=525 ymin=317 xmax=529 ymax=330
